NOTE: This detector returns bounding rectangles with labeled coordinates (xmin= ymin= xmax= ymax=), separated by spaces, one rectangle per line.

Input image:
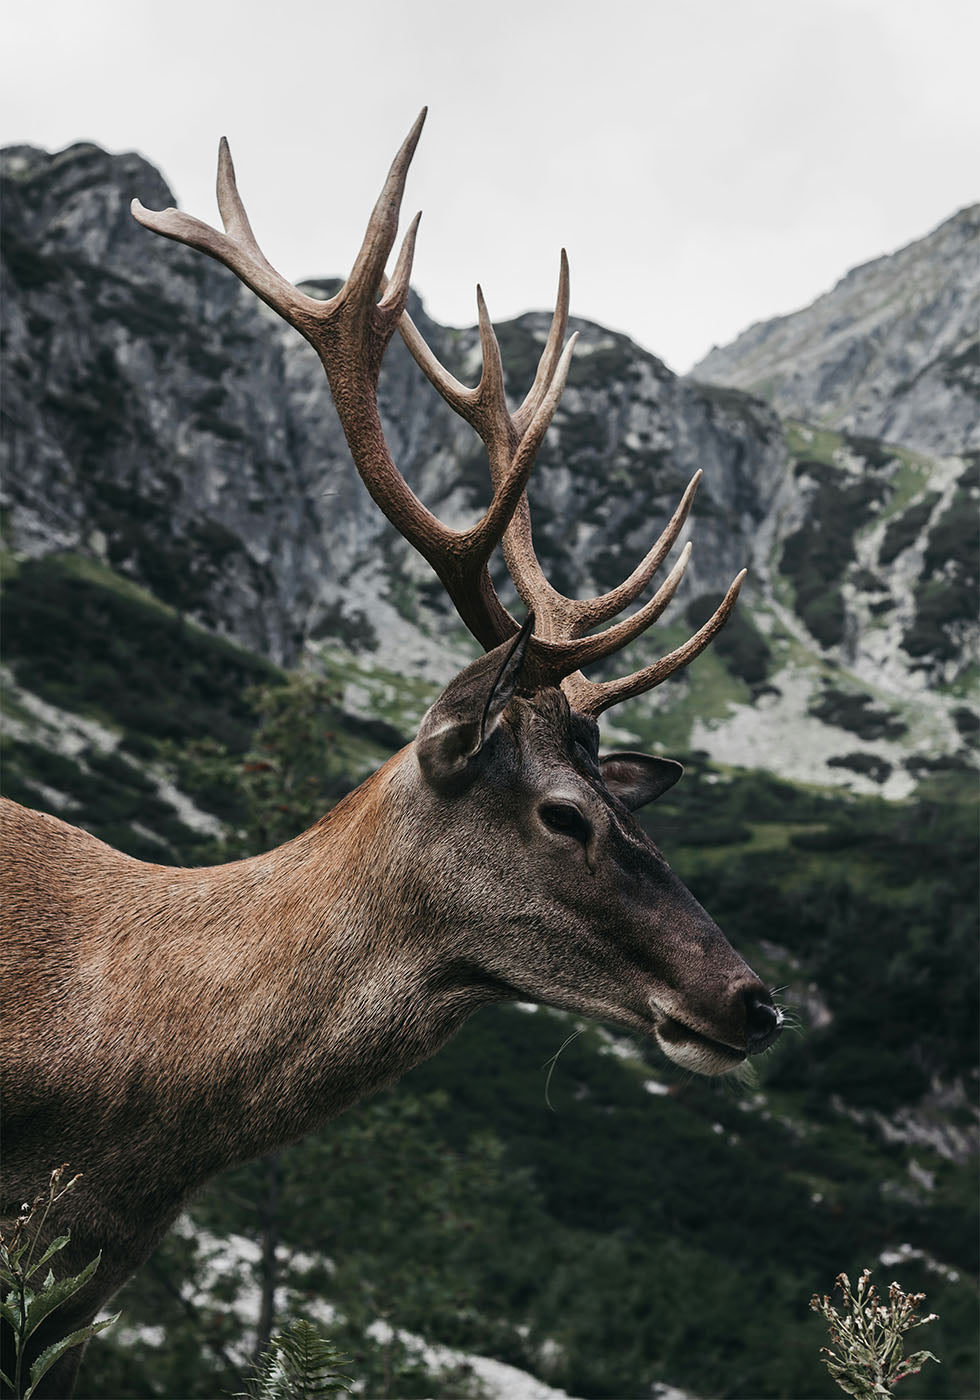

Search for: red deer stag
xmin=1 ymin=110 xmax=781 ymax=1396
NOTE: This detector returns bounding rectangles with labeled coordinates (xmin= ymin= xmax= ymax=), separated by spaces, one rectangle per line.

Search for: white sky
xmin=3 ymin=0 xmax=978 ymax=372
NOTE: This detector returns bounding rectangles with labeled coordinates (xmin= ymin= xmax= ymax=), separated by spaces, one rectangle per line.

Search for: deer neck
xmin=122 ymin=747 xmax=481 ymax=1175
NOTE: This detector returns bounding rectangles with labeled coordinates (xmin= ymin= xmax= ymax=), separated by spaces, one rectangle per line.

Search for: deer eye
xmin=539 ymin=803 xmax=592 ymax=845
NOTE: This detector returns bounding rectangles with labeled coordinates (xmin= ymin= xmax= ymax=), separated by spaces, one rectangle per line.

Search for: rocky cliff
xmin=2 ymin=142 xmax=976 ymax=797
xmin=692 ymin=204 xmax=980 ymax=458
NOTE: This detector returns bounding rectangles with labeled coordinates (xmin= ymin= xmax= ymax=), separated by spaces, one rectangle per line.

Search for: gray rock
xmin=2 ymin=141 xmax=975 ymax=793
xmin=0 ymin=141 xmax=786 ymax=666
xmin=691 ymin=205 xmax=980 ymax=458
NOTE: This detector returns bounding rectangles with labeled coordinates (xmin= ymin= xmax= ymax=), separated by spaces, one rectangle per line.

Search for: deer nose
xmin=742 ymin=987 xmax=782 ymax=1054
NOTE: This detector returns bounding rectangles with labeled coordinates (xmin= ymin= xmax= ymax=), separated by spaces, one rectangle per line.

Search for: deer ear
xmin=416 ymin=617 xmax=534 ymax=792
xmin=600 ymin=753 xmax=683 ymax=810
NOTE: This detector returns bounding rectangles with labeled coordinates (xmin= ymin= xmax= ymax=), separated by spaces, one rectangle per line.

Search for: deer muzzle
xmin=649 ymin=978 xmax=782 ymax=1076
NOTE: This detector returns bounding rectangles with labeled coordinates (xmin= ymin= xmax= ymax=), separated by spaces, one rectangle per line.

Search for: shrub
xmin=0 ymin=1166 xmax=118 ymax=1400
xmin=782 ymin=457 xmax=889 ymax=646
xmin=236 ymin=1320 xmax=351 ymax=1400
xmin=827 ymin=753 xmax=893 ymax=783
xmin=809 ymin=687 xmax=907 ymax=741
xmin=810 ymin=1269 xmax=939 ymax=1397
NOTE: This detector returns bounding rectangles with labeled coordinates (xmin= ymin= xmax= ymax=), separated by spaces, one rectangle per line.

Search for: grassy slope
xmin=2 ymin=555 xmax=976 ymax=1399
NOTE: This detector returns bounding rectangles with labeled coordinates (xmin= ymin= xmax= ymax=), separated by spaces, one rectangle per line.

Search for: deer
xmin=0 ymin=110 xmax=782 ymax=1397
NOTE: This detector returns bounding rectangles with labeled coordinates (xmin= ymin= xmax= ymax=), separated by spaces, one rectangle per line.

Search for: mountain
xmin=1 ymin=143 xmax=977 ymax=1400
xmin=0 ymin=142 xmax=784 ymax=666
xmin=692 ymin=204 xmax=980 ymax=459
xmin=2 ymin=142 xmax=976 ymax=804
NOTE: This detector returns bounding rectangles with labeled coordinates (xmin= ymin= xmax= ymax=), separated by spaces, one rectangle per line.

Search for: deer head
xmin=130 ymin=110 xmax=780 ymax=1075
xmin=1 ymin=110 xmax=790 ymax=1400
xmin=404 ymin=627 xmax=776 ymax=1074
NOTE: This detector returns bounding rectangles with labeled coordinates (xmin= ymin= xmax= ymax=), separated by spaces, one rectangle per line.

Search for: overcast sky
xmin=4 ymin=0 xmax=978 ymax=372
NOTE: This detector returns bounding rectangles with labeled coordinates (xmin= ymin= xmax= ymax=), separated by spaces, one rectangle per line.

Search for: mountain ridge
xmin=691 ymin=203 xmax=980 ymax=457
xmin=2 ymin=141 xmax=976 ymax=800
xmin=1 ymin=139 xmax=977 ymax=1400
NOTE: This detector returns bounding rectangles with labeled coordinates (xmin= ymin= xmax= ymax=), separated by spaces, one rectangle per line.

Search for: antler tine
xmin=475 ymin=286 xmax=509 ymax=419
xmin=398 ymin=262 xmax=575 ymax=633
xmin=561 ymin=570 xmax=747 ymax=717
xmin=397 ymin=308 xmax=475 ymax=412
xmin=132 ymin=144 xmax=316 ymax=326
xmin=458 ymin=260 xmax=700 ymax=645
xmin=398 ymin=254 xmax=711 ymax=674
xmin=378 ymin=211 xmax=422 ymax=315
xmin=396 ymin=267 xmax=581 ymax=633
xmin=344 ymin=108 xmax=427 ymax=311
xmin=513 ymin=250 xmax=570 ymax=437
xmin=532 ymin=541 xmax=692 ymax=675
xmin=215 ymin=138 xmax=267 ymax=261
xmin=570 ymin=470 xmax=702 ymax=632
xmin=134 ymin=112 xmax=560 ymax=653
xmin=468 ymin=331 xmax=579 ymax=555
xmin=399 ymin=251 xmax=571 ymax=439
xmin=398 ymin=280 xmax=525 ymax=440
xmin=499 ymin=466 xmax=703 ymax=652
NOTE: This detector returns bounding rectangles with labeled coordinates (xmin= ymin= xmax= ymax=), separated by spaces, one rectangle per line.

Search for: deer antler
xmin=132 ymin=110 xmax=560 ymax=653
xmin=132 ymin=111 xmax=744 ymax=719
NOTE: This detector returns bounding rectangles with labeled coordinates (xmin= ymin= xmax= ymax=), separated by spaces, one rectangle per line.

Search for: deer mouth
xmin=650 ymin=1009 xmax=747 ymax=1077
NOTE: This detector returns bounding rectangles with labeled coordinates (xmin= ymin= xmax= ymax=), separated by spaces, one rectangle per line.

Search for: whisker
xmin=771 ymin=998 xmax=805 ymax=1038
xmin=727 ymin=1060 xmax=757 ymax=1093
xmin=542 ymin=1028 xmax=586 ymax=1111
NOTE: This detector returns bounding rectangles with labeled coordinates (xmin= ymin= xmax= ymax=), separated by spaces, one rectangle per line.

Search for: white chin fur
xmin=656 ymin=1030 xmax=743 ymax=1077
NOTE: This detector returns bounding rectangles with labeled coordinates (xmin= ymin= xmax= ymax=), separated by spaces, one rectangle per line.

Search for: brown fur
xmin=1 ymin=674 xmax=774 ymax=1396
xmin=1 ymin=749 xmax=470 ymax=1393
xmin=5 ymin=114 xmax=778 ymax=1397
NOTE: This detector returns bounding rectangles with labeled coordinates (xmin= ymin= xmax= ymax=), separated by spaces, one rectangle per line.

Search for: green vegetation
xmin=808 ymin=683 xmax=908 ymax=741
xmin=952 ymin=706 xmax=979 ymax=739
xmin=939 ymin=660 xmax=980 ymax=702
xmin=783 ymin=419 xmax=844 ymax=465
xmin=0 ymin=554 xmax=404 ymax=861
xmin=2 ymin=553 xmax=279 ymax=750
xmin=827 ymin=752 xmax=893 ymax=784
xmin=811 ymin=1270 xmax=940 ymax=1397
xmin=777 ymin=432 xmax=964 ymax=665
xmin=878 ymin=490 xmax=941 ymax=565
xmin=0 ymin=551 xmax=287 ymax=859
xmin=172 ymin=673 xmax=356 ymax=861
xmin=781 ymin=454 xmax=890 ymax=647
xmin=614 ymin=613 xmax=774 ymax=757
xmin=671 ymin=789 xmax=977 ymax=1109
xmin=311 ymin=646 xmax=439 ymax=743
xmin=877 ymin=452 xmax=934 ymax=523
xmin=236 ymin=1321 xmax=352 ymax=1400
xmin=0 ymin=735 xmax=202 ymax=862
xmin=903 ymin=464 xmax=979 ymax=665
xmin=3 ymin=560 xmax=977 ymax=1400
xmin=0 ymin=1166 xmax=118 ymax=1399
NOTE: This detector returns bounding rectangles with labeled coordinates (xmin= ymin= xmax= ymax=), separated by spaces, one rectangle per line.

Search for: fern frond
xmin=237 ymin=1319 xmax=352 ymax=1400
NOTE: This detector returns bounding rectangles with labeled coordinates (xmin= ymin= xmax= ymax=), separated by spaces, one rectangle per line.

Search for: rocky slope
xmin=2 ymin=142 xmax=976 ymax=798
xmin=692 ymin=204 xmax=980 ymax=458
xmin=1 ymin=143 xmax=977 ymax=1400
